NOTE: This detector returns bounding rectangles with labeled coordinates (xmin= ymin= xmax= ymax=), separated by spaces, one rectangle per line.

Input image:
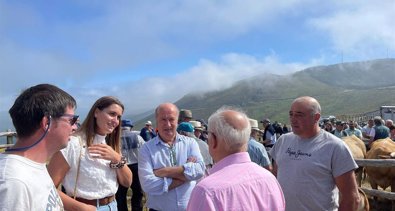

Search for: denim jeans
xmin=97 ymin=200 xmax=117 ymax=211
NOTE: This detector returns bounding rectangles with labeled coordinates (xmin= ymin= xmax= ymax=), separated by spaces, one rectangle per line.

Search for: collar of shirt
xmin=154 ymin=134 xmax=191 ymax=148
xmin=209 ymin=152 xmax=251 ymax=175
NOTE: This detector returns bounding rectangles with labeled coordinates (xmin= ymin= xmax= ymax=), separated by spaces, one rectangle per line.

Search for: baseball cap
xmin=177 ymin=122 xmax=194 ymax=133
xmin=121 ymin=119 xmax=134 ymax=128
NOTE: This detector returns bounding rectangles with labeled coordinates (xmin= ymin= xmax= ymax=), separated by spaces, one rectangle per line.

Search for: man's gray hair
xmin=208 ymin=106 xmax=250 ymax=152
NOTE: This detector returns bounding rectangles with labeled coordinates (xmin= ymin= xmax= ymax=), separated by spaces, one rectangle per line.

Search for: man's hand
xmin=88 ymin=144 xmax=121 ymax=163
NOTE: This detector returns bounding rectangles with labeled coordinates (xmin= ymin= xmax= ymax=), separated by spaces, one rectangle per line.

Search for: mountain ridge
xmin=129 ymin=58 xmax=395 ymax=128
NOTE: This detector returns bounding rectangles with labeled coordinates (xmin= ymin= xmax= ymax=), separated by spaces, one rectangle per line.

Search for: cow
xmin=342 ymin=135 xmax=367 ymax=186
xmin=357 ymin=187 xmax=370 ymax=211
xmin=366 ymin=138 xmax=395 ymax=190
xmin=365 ymin=138 xmax=395 ymax=211
xmin=342 ymin=135 xmax=370 ymax=210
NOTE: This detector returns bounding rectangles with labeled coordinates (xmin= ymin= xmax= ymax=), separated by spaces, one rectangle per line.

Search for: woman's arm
xmin=47 ymin=151 xmax=96 ymax=211
xmin=88 ymin=144 xmax=133 ymax=187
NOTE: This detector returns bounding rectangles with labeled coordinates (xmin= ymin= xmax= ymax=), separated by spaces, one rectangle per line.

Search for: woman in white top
xmin=48 ymin=96 xmax=133 ymax=211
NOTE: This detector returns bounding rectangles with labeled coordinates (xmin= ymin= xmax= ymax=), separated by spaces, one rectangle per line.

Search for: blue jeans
xmin=97 ymin=200 xmax=117 ymax=211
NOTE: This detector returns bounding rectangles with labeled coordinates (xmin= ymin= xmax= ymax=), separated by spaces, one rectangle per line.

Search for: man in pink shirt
xmin=187 ymin=107 xmax=285 ymax=211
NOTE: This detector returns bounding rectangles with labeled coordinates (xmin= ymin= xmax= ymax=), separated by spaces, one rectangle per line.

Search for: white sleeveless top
xmin=61 ymin=134 xmax=118 ymax=199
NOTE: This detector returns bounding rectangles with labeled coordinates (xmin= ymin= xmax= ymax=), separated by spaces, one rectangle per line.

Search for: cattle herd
xmin=343 ymin=136 xmax=395 ymax=211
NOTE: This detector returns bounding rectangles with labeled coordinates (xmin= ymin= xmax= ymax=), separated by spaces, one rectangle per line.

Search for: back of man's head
xmin=177 ymin=122 xmax=195 ymax=137
xmin=208 ymin=107 xmax=250 ymax=153
xmin=374 ymin=116 xmax=383 ymax=126
xmin=122 ymin=119 xmax=134 ymax=130
xmin=179 ymin=109 xmax=193 ymax=123
xmin=9 ymin=84 xmax=76 ymax=138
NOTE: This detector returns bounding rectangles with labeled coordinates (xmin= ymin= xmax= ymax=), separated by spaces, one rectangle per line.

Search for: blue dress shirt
xmin=138 ymin=134 xmax=205 ymax=211
xmin=247 ymin=137 xmax=271 ymax=167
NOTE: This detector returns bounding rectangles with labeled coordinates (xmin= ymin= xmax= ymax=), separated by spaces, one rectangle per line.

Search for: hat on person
xmin=122 ymin=119 xmax=134 ymax=128
xmin=179 ymin=109 xmax=193 ymax=119
xmin=190 ymin=120 xmax=203 ymax=131
xmin=197 ymin=119 xmax=207 ymax=126
xmin=260 ymin=118 xmax=270 ymax=124
xmin=145 ymin=120 xmax=152 ymax=126
xmin=249 ymin=118 xmax=260 ymax=131
xmin=177 ymin=122 xmax=194 ymax=133
xmin=373 ymin=116 xmax=383 ymax=125
xmin=374 ymin=116 xmax=382 ymax=121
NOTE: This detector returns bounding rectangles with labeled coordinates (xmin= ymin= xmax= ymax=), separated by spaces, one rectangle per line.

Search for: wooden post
xmin=6 ymin=129 xmax=14 ymax=144
xmin=0 ymin=130 xmax=16 ymax=145
xmin=6 ymin=135 xmax=13 ymax=144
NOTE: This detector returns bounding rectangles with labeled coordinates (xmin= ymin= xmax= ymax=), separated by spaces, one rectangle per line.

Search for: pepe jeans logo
xmin=286 ymin=148 xmax=312 ymax=159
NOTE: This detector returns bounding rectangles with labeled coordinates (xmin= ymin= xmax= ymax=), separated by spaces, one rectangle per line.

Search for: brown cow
xmin=357 ymin=187 xmax=370 ymax=211
xmin=366 ymin=138 xmax=395 ymax=211
xmin=342 ymin=135 xmax=367 ymax=186
xmin=366 ymin=138 xmax=395 ymax=190
xmin=342 ymin=135 xmax=370 ymax=210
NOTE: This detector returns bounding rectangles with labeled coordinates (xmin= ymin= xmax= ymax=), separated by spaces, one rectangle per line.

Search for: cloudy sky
xmin=0 ymin=0 xmax=394 ymax=130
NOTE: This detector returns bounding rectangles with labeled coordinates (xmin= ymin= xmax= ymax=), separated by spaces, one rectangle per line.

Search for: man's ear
xmin=211 ymin=133 xmax=218 ymax=149
xmin=41 ymin=116 xmax=51 ymax=130
xmin=314 ymin=113 xmax=321 ymax=123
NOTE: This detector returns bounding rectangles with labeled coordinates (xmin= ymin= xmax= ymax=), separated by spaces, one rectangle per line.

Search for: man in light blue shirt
xmin=344 ymin=120 xmax=363 ymax=139
xmin=138 ymin=103 xmax=205 ymax=211
xmin=247 ymin=119 xmax=272 ymax=171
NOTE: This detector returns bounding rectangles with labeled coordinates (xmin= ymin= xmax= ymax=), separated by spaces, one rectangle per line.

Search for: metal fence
xmin=355 ymin=159 xmax=395 ymax=211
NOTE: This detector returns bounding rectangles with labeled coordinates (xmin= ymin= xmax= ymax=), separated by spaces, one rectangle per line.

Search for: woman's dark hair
xmin=77 ymin=96 xmax=124 ymax=152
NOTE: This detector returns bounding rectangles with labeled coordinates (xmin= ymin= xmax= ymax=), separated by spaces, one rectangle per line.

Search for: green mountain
xmin=132 ymin=58 xmax=395 ymax=128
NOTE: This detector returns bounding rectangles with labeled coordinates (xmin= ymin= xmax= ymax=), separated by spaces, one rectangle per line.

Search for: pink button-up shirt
xmin=187 ymin=152 xmax=285 ymax=211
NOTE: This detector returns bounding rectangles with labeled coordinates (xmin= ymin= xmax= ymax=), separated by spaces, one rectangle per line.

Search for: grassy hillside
xmin=130 ymin=58 xmax=395 ymax=128
xmin=302 ymin=58 xmax=395 ymax=89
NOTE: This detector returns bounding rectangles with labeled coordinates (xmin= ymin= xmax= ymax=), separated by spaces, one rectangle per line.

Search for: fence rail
xmin=356 ymin=159 xmax=395 ymax=167
xmin=0 ymin=131 xmax=16 ymax=149
xmin=360 ymin=187 xmax=395 ymax=201
xmin=337 ymin=110 xmax=381 ymax=123
xmin=355 ymin=159 xmax=395 ymax=202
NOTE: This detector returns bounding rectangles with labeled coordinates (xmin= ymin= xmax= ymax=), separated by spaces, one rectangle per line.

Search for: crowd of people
xmin=322 ymin=115 xmax=393 ymax=150
xmin=2 ymin=83 xmax=385 ymax=211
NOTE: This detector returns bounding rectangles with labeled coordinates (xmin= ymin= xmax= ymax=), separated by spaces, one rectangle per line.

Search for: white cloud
xmin=1 ymin=1 xmax=394 ymax=131
xmin=113 ymin=53 xmax=313 ymax=116
xmin=308 ymin=1 xmax=395 ymax=58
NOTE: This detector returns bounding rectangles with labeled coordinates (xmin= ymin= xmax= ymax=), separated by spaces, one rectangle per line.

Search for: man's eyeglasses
xmin=60 ymin=114 xmax=79 ymax=126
